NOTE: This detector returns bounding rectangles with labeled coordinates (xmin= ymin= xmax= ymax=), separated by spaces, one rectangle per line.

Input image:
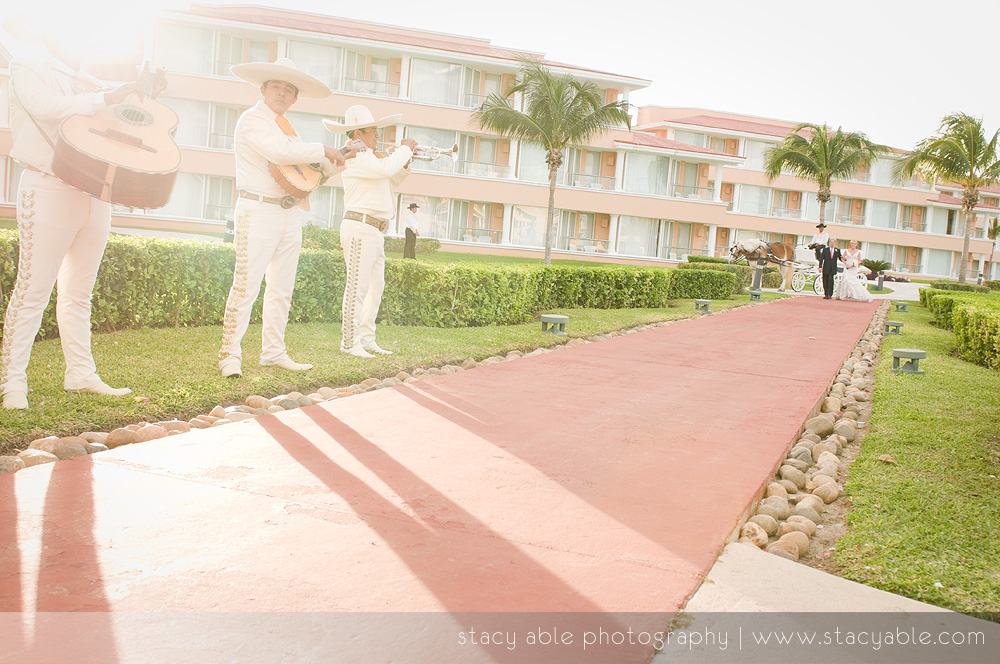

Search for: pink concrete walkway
xmin=0 ymin=297 xmax=879 ymax=664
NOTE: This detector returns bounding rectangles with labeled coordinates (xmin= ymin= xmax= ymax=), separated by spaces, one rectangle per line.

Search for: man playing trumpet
xmin=324 ymin=105 xmax=416 ymax=357
xmin=218 ymin=58 xmax=359 ymax=378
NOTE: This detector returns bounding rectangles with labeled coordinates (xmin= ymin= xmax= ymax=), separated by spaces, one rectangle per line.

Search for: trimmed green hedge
xmin=687 ymin=255 xmax=730 ymax=264
xmin=929 ymin=280 xmax=989 ymax=293
xmin=666 ymin=269 xmax=736 ymax=300
xmin=677 ymin=262 xmax=752 ymax=294
xmin=0 ymin=231 xmax=704 ymax=336
xmin=984 ymin=280 xmax=1000 ymax=291
xmin=762 ymin=271 xmax=785 ymax=289
xmin=953 ymin=303 xmax=1000 ymax=369
xmin=301 ymin=225 xmax=441 ymax=255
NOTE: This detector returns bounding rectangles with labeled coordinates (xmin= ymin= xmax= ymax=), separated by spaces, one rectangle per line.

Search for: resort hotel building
xmin=1 ymin=3 xmax=998 ymax=281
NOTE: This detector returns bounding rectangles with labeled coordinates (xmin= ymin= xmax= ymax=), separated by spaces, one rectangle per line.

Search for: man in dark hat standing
xmin=808 ymin=222 xmax=830 ymax=263
xmin=403 ymin=202 xmax=420 ymax=259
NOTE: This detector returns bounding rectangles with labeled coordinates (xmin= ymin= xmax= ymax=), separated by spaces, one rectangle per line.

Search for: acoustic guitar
xmin=269 ymin=161 xmax=327 ymax=199
xmin=53 ymin=65 xmax=180 ymax=209
xmin=268 ymin=143 xmax=356 ymax=199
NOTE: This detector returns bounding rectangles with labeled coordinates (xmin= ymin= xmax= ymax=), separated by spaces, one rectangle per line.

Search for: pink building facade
xmin=1 ymin=4 xmax=997 ymax=279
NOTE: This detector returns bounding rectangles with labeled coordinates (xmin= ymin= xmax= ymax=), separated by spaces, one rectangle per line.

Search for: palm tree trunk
xmin=819 ymin=200 xmax=826 ymax=225
xmin=959 ymin=205 xmax=974 ymax=284
xmin=544 ymin=163 xmax=558 ymax=265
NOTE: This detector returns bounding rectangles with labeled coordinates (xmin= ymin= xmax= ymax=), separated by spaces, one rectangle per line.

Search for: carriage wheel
xmin=834 ymin=273 xmax=843 ymax=292
xmin=791 ymin=272 xmax=808 ymax=292
xmin=812 ymin=274 xmax=824 ymax=295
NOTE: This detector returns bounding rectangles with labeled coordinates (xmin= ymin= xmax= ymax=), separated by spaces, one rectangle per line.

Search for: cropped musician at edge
xmin=2 ymin=21 xmax=165 ymax=410
xmin=218 ymin=58 xmax=360 ymax=379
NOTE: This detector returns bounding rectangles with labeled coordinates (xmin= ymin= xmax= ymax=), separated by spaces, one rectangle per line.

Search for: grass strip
xmin=836 ymin=304 xmax=1000 ymax=614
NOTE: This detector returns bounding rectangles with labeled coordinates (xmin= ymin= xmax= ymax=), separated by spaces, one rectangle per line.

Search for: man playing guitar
xmin=218 ymin=58 xmax=361 ymax=378
xmin=2 ymin=26 xmax=165 ymax=409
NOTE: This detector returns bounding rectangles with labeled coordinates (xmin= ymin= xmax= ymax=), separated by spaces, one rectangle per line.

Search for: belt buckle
xmin=279 ymin=196 xmax=297 ymax=209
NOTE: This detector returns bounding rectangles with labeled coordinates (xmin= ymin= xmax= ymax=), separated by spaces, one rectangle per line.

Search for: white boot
xmin=262 ymin=358 xmax=313 ymax=371
xmin=3 ymin=391 xmax=28 ymax=410
xmin=362 ymin=342 xmax=393 ymax=355
xmin=71 ymin=381 xmax=132 ymax=397
xmin=343 ymin=344 xmax=374 ymax=358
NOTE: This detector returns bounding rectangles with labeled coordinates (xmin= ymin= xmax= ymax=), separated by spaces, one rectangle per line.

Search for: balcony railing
xmin=771 ymin=206 xmax=803 ymax=219
xmin=835 ymin=213 xmax=866 ymax=225
xmin=560 ymin=236 xmax=608 ymax=253
xmin=896 ymin=220 xmax=925 ymax=232
xmin=205 ymin=204 xmax=234 ymax=222
xmin=209 ymin=132 xmax=234 ymax=150
xmin=565 ymin=172 xmax=615 ymax=190
xmin=661 ymin=245 xmax=706 ymax=261
xmin=455 ymin=161 xmax=509 ymax=179
xmin=670 ymin=184 xmax=715 ymax=201
xmin=455 ymin=226 xmax=501 ymax=244
xmin=892 ymin=262 xmax=923 ymax=275
xmin=343 ymin=78 xmax=399 ymax=98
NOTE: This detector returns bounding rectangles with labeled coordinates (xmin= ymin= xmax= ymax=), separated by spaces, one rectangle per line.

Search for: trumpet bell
xmin=386 ymin=143 xmax=459 ymax=161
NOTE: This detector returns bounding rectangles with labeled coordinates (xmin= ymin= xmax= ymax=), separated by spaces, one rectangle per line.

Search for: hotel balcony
xmin=343 ymin=78 xmax=400 ymax=98
xmin=834 ymin=213 xmax=866 ymax=226
xmin=559 ymin=236 xmax=609 ymax=254
xmin=455 ymin=161 xmax=510 ymax=179
xmin=770 ymin=207 xmax=803 ymax=219
xmin=564 ymin=172 xmax=616 ymax=191
xmin=454 ymin=226 xmax=502 ymax=244
xmin=669 ymin=184 xmax=715 ymax=201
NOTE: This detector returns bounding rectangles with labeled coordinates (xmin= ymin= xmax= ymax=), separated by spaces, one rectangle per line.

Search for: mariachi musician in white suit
xmin=218 ymin=58 xmax=360 ymax=378
xmin=1 ymin=19 xmax=162 ymax=409
xmin=323 ymin=106 xmax=417 ymax=357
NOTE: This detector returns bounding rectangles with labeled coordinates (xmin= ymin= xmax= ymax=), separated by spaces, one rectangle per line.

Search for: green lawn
xmin=0 ymin=294 xmax=779 ymax=453
xmin=837 ymin=304 xmax=1000 ymax=614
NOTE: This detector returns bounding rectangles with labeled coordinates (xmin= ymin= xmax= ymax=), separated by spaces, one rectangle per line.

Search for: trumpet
xmin=385 ymin=142 xmax=459 ymax=161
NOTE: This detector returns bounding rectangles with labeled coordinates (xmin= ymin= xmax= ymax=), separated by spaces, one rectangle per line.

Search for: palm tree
xmin=473 ymin=57 xmax=631 ymax=264
xmin=764 ymin=123 xmax=890 ymax=227
xmin=895 ymin=113 xmax=1000 ymax=283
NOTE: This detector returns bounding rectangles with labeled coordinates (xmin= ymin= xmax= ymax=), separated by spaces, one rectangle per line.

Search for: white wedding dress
xmin=835 ymin=251 xmax=873 ymax=302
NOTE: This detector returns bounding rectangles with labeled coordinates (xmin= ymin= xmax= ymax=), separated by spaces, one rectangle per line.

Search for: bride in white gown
xmin=835 ymin=240 xmax=873 ymax=302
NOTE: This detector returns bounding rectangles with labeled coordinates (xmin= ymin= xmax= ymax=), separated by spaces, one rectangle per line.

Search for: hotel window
xmin=873 ymin=158 xmax=896 ymax=186
xmin=744 ymin=140 xmax=771 ymax=170
xmin=464 ymin=68 xmax=502 ymax=108
xmin=510 ymin=205 xmax=548 ymax=248
xmin=285 ymin=111 xmax=334 ymax=146
xmin=737 ymin=185 xmax=770 ymax=215
xmin=616 ymin=215 xmax=661 ymax=258
xmin=451 ymin=201 xmax=498 ymax=243
xmin=345 ymin=52 xmax=393 ymax=96
xmin=215 ymin=33 xmax=269 ymax=77
xmin=288 ymin=41 xmax=343 ymax=90
xmin=160 ymin=173 xmax=207 ymax=219
xmin=865 ymin=242 xmax=894 ymax=263
xmin=402 ymin=195 xmax=450 ymax=239
xmin=559 ymin=211 xmax=595 ymax=250
xmin=155 ymin=23 xmax=213 ymax=75
xmin=870 ymin=201 xmax=897 ymax=228
xmin=409 ymin=58 xmax=462 ymax=106
xmin=673 ymin=131 xmax=706 ymax=148
xmin=925 ymin=249 xmax=952 ymax=276
xmin=210 ymin=105 xmax=242 ymax=150
xmin=161 ymin=98 xmax=211 ymax=148
xmin=405 ymin=126 xmax=458 ymax=174
xmin=804 ymin=194 xmax=837 ymax=223
xmin=565 ymin=149 xmax=602 ymax=187
xmin=300 ymin=186 xmax=345 ymax=229
xmin=518 ymin=142 xmax=565 ymax=184
xmin=622 ymin=153 xmax=670 ymax=196
xmin=205 ymin=176 xmax=235 ymax=222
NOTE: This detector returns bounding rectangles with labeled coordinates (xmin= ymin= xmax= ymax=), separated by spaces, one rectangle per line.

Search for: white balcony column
xmin=712 ymin=165 xmax=723 ymax=201
xmin=607 ymin=214 xmax=620 ymax=254
xmin=706 ymin=224 xmax=718 ymax=257
xmin=501 ymin=204 xmax=514 ymax=245
xmin=507 ymin=139 xmax=519 ymax=180
xmin=614 ymin=150 xmax=625 ymax=191
xmin=398 ymin=55 xmax=411 ymax=100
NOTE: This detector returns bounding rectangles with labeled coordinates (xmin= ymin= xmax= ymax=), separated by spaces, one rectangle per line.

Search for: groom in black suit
xmin=818 ymin=238 xmax=842 ymax=299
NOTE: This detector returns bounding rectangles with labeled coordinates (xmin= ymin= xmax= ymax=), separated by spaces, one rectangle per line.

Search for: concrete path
xmin=2 ymin=298 xmax=882 ymax=663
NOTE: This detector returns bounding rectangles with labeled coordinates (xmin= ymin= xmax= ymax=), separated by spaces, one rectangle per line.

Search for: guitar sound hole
xmin=114 ymin=105 xmax=153 ymax=126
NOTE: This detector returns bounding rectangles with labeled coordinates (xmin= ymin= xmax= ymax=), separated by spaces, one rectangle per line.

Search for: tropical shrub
xmin=687 ymin=255 xmax=730 ymax=264
xmin=930 ymin=280 xmax=989 ymax=293
xmin=677 ymin=262 xmax=751 ymax=294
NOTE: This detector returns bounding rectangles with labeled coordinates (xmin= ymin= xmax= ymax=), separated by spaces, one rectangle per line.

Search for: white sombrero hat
xmin=231 ymin=58 xmax=330 ymax=99
xmin=323 ymin=105 xmax=402 ymax=134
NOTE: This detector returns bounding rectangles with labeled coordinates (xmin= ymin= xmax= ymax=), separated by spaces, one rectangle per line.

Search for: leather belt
xmin=238 ymin=189 xmax=298 ymax=209
xmin=344 ymin=210 xmax=388 ymax=232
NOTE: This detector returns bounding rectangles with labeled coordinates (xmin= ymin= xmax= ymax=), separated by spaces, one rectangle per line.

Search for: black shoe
xmin=824 ymin=296 xmax=832 ymax=299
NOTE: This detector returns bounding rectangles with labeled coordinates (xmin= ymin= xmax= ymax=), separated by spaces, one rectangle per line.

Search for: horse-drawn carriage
xmin=729 ymin=239 xmax=868 ymax=295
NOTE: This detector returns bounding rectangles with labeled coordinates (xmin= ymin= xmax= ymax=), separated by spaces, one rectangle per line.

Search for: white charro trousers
xmin=218 ymin=200 xmax=303 ymax=368
xmin=1 ymin=170 xmax=111 ymax=394
xmin=339 ymin=218 xmax=386 ymax=351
